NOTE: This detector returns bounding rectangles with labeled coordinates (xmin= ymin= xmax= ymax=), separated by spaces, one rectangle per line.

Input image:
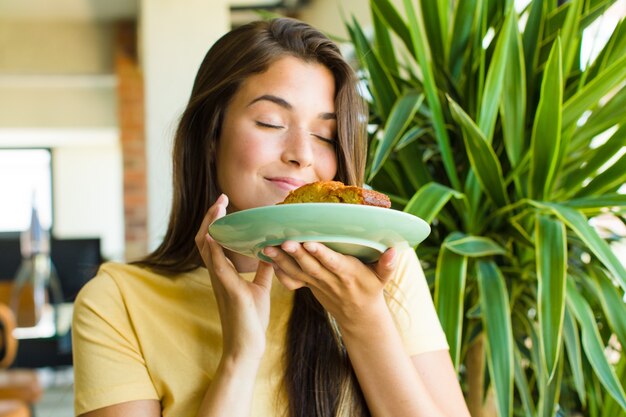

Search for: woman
xmin=72 ymin=18 xmax=470 ymax=417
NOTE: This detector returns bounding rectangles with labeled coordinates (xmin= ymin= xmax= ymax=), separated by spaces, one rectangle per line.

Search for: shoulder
xmin=74 ymin=262 xmax=213 ymax=324
xmin=75 ymin=262 xmax=143 ymax=303
xmin=390 ymin=243 xmax=426 ymax=287
xmin=76 ymin=262 xmax=190 ymax=302
xmin=74 ymin=262 xmax=170 ymax=318
xmin=385 ymin=244 xmax=449 ymax=354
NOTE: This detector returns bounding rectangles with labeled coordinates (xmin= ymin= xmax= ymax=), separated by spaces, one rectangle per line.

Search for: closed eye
xmin=312 ymin=134 xmax=335 ymax=145
xmin=256 ymin=121 xmax=283 ymax=129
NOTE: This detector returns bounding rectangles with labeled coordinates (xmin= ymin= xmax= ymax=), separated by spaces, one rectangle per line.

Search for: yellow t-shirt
xmin=72 ymin=245 xmax=448 ymax=416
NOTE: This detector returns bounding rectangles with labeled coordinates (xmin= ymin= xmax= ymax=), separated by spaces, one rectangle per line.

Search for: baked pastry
xmin=280 ymin=181 xmax=391 ymax=208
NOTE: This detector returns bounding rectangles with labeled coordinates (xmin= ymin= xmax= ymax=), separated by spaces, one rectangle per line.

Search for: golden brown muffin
xmin=280 ymin=181 xmax=391 ymax=208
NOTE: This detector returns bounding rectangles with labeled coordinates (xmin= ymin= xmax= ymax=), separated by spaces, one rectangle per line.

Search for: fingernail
xmin=282 ymin=242 xmax=297 ymax=253
xmin=303 ymin=242 xmax=317 ymax=253
xmin=263 ymin=247 xmax=277 ymax=258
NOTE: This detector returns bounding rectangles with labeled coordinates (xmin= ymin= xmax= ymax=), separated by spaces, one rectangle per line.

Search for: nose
xmin=281 ymin=127 xmax=313 ymax=168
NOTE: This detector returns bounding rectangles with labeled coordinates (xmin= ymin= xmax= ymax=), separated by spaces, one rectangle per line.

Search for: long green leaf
xmin=369 ymin=91 xmax=424 ymax=180
xmin=395 ymin=126 xmax=431 ymax=151
xmin=478 ymin=5 xmax=515 ymax=140
xmin=534 ymin=202 xmax=626 ymax=291
xmin=590 ymin=266 xmax=626 ymax=349
xmin=536 ymin=214 xmax=567 ymax=380
xmin=514 ymin=346 xmax=537 ymax=417
xmin=371 ymin=1 xmax=398 ymax=73
xmin=563 ymin=307 xmax=587 ymax=406
xmin=420 ymin=0 xmax=445 ymax=67
xmin=538 ymin=354 xmax=564 ymax=417
xmin=448 ymin=98 xmax=509 ymax=207
xmin=563 ymin=123 xmax=626 ymax=193
xmin=402 ymin=0 xmax=461 ymax=190
xmin=477 ymin=260 xmax=514 ymax=417
xmin=437 ymin=0 xmax=450 ymax=59
xmin=381 ymin=160 xmax=408 ymax=197
xmin=396 ymin=142 xmax=432 ymax=190
xmin=472 ymin=0 xmax=488 ymax=116
xmin=560 ymin=0 xmax=582 ymax=77
xmin=585 ymin=14 xmax=626 ymax=82
xmin=445 ymin=236 xmax=507 ymax=257
xmin=562 ymin=52 xmax=626 ymax=131
xmin=500 ymin=8 xmax=526 ymax=168
xmin=434 ymin=232 xmax=468 ymax=371
xmin=404 ymin=182 xmax=465 ymax=223
xmin=529 ymin=37 xmax=563 ymax=200
xmin=566 ymin=278 xmax=626 ymax=410
xmin=448 ymin=0 xmax=477 ymax=80
xmin=574 ymin=152 xmax=626 ymax=197
xmin=570 ymin=86 xmax=626 ymax=151
xmin=581 ymin=0 xmax=620 ymax=31
xmin=522 ymin=0 xmax=545 ymax=94
xmin=348 ymin=18 xmax=398 ymax=119
xmin=564 ymin=194 xmax=626 ymax=210
xmin=601 ymin=358 xmax=626 ymax=417
xmin=370 ymin=0 xmax=414 ymax=55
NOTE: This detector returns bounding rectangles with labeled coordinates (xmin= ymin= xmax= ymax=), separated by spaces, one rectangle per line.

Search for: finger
xmin=253 ymin=261 xmax=274 ymax=291
xmin=281 ymin=241 xmax=328 ymax=277
xmin=195 ymin=194 xmax=228 ymax=246
xmin=373 ymin=247 xmax=398 ymax=285
xmin=273 ymin=265 xmax=307 ymax=291
xmin=301 ymin=241 xmax=346 ymax=276
xmin=206 ymin=233 xmax=239 ymax=291
xmin=263 ymin=243 xmax=323 ymax=286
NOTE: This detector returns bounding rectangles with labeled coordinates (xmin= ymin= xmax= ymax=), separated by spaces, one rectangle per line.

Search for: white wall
xmin=52 ymin=143 xmax=124 ymax=260
xmin=140 ymin=0 xmax=230 ymax=250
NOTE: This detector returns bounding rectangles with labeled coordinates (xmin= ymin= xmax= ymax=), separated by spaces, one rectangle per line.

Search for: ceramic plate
xmin=208 ymin=203 xmax=430 ymax=263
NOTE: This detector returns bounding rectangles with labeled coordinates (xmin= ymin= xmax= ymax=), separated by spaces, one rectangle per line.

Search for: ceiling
xmin=0 ymin=0 xmax=137 ymax=20
xmin=0 ymin=0 xmax=300 ymax=21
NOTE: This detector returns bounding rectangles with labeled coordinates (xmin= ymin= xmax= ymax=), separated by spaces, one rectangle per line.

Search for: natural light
xmin=0 ymin=148 xmax=52 ymax=232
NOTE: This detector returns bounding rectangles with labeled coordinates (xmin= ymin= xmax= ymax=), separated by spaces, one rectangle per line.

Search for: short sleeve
xmin=72 ymin=268 xmax=159 ymax=415
xmin=386 ymin=244 xmax=449 ymax=356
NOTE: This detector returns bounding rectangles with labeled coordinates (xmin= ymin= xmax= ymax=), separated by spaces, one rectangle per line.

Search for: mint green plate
xmin=208 ymin=203 xmax=430 ymax=263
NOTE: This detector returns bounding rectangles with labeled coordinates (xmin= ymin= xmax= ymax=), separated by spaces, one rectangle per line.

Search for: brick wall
xmin=115 ymin=22 xmax=147 ymax=261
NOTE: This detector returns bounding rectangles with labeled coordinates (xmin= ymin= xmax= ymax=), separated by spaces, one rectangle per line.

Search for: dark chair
xmin=0 ymin=234 xmax=102 ymax=368
xmin=0 ymin=234 xmax=102 ymax=303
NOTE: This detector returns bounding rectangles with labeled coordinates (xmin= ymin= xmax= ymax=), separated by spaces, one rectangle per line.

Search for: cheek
xmin=231 ymin=137 xmax=272 ymax=169
xmin=317 ymin=147 xmax=339 ymax=180
xmin=220 ymin=128 xmax=274 ymax=177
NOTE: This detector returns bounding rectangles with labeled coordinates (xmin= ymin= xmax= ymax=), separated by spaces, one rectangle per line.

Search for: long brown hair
xmin=136 ymin=18 xmax=369 ymax=416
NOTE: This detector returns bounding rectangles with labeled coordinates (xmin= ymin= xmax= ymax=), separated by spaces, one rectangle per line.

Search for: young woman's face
xmin=217 ymin=56 xmax=338 ymax=212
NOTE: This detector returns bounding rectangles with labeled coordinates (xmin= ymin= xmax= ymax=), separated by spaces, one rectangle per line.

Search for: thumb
xmin=253 ymin=261 xmax=274 ymax=291
xmin=374 ymin=247 xmax=397 ymax=285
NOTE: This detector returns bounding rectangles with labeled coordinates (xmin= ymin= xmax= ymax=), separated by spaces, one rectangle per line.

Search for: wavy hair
xmin=136 ymin=18 xmax=369 ymax=416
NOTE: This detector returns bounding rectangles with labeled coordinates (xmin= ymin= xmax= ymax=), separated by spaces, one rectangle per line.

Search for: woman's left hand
xmin=262 ymin=241 xmax=398 ymax=332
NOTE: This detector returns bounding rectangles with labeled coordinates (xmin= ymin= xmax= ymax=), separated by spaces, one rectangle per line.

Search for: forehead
xmin=232 ymin=56 xmax=336 ymax=104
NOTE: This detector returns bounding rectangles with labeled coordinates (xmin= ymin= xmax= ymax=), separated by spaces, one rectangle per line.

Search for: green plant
xmin=345 ymin=0 xmax=626 ymax=416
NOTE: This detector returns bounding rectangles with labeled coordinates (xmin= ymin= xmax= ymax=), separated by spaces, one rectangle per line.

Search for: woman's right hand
xmin=195 ymin=194 xmax=274 ymax=363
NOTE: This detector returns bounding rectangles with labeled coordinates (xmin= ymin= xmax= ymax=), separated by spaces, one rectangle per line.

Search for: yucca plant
xmin=344 ymin=0 xmax=626 ymax=416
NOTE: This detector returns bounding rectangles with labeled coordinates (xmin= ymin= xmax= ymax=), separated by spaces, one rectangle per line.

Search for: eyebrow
xmin=248 ymin=94 xmax=336 ymax=120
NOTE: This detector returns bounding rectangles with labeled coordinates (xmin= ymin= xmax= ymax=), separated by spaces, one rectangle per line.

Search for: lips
xmin=266 ymin=177 xmax=307 ymax=191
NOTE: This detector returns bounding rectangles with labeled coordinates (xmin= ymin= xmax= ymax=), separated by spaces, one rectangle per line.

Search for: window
xmin=0 ymin=148 xmax=52 ymax=232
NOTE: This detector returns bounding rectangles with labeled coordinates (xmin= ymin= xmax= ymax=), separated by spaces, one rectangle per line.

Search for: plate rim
xmin=208 ymin=203 xmax=430 ymax=261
